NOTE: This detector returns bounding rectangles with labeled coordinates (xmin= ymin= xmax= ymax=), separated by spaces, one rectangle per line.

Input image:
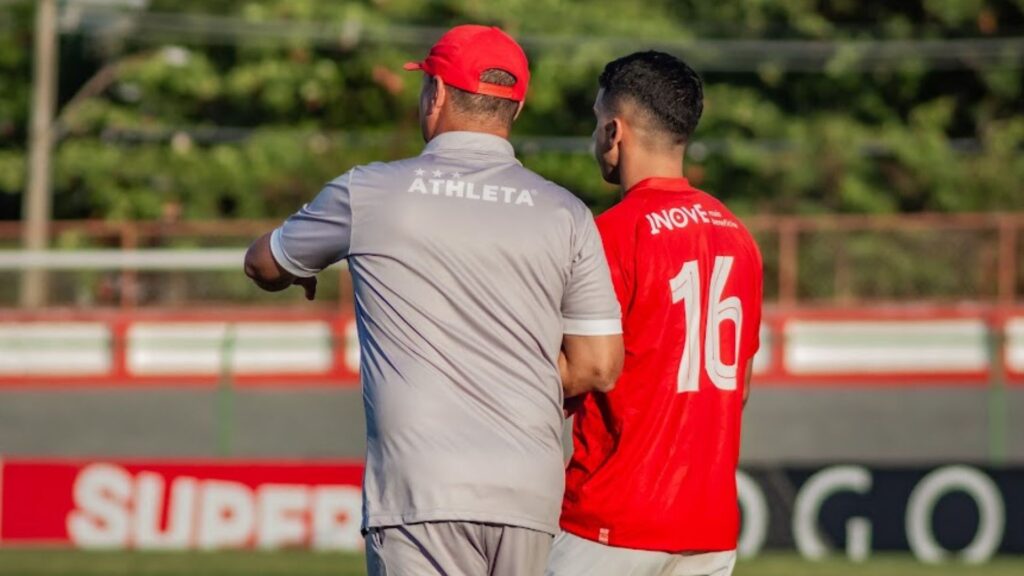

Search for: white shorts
xmin=546 ymin=531 xmax=736 ymax=576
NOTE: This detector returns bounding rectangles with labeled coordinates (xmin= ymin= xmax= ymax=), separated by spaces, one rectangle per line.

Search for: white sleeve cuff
xmin=270 ymin=228 xmax=318 ymax=278
xmin=562 ymin=317 xmax=622 ymax=336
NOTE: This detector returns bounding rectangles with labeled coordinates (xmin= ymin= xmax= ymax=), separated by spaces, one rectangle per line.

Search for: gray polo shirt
xmin=270 ymin=131 xmax=620 ymax=535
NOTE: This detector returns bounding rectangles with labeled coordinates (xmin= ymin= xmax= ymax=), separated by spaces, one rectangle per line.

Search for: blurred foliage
xmin=0 ymin=0 xmax=1021 ymax=224
xmin=796 ymin=227 xmax=1003 ymax=302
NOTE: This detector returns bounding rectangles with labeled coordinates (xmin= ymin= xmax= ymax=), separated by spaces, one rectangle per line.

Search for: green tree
xmin=0 ymin=0 xmax=1020 ymax=222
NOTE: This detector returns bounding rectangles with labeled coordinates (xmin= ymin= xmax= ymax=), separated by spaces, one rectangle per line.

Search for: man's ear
xmin=430 ymin=75 xmax=447 ymax=115
xmin=606 ymin=117 xmax=623 ymax=149
xmin=595 ymin=117 xmax=622 ymax=157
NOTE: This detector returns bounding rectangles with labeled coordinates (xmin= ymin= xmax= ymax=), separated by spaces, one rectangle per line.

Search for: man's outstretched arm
xmin=244 ymin=232 xmax=317 ymax=300
xmin=245 ymin=173 xmax=353 ymax=299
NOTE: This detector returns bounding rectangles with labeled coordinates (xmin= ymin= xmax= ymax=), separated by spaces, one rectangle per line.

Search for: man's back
xmin=561 ymin=176 xmax=763 ymax=551
xmin=272 ymin=131 xmax=620 ymax=535
xmin=250 ymin=25 xmax=623 ymax=576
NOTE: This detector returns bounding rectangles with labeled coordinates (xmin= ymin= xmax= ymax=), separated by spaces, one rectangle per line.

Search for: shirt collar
xmin=626 ymin=176 xmax=694 ymax=196
xmin=422 ymin=131 xmax=518 ymax=160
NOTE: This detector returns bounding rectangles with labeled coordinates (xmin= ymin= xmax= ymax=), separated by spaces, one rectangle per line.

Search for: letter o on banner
xmin=792 ymin=466 xmax=872 ymax=560
xmin=906 ymin=466 xmax=1005 ymax=565
xmin=736 ymin=471 xmax=768 ymax=558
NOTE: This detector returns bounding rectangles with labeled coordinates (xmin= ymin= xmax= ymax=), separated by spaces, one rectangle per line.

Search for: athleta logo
xmin=645 ymin=203 xmax=738 ymax=235
xmin=407 ymin=168 xmax=535 ymax=207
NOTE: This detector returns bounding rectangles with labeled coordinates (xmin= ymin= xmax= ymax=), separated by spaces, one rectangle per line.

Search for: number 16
xmin=669 ymin=256 xmax=743 ymax=393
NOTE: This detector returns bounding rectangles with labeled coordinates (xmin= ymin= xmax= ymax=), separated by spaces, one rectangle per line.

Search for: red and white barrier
xmin=781 ymin=318 xmax=990 ymax=383
xmin=0 ymin=308 xmax=1022 ymax=387
xmin=0 ymin=311 xmax=359 ymax=387
xmin=127 ymin=322 xmax=335 ymax=375
xmin=0 ymin=323 xmax=110 ymax=375
xmin=1006 ymin=318 xmax=1024 ymax=378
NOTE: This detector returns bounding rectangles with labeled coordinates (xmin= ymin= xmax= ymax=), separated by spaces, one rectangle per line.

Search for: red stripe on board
xmin=0 ymin=307 xmax=1022 ymax=387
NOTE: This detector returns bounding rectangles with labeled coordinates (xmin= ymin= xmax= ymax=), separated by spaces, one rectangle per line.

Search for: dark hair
xmin=598 ymin=51 xmax=703 ymax=145
xmin=446 ymin=69 xmax=520 ymax=127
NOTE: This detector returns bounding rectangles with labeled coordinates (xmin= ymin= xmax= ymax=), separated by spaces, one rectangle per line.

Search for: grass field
xmin=0 ymin=550 xmax=1022 ymax=576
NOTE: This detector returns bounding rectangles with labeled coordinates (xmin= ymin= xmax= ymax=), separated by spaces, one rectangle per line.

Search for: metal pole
xmin=21 ymin=0 xmax=59 ymax=308
xmin=217 ymin=324 xmax=237 ymax=457
xmin=997 ymin=217 xmax=1018 ymax=305
xmin=987 ymin=313 xmax=1007 ymax=466
xmin=778 ymin=219 xmax=799 ymax=306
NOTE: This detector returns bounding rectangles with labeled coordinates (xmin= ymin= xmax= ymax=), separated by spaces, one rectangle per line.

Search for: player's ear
xmin=606 ymin=118 xmax=623 ymax=149
xmin=600 ymin=118 xmax=624 ymax=163
xmin=594 ymin=117 xmax=622 ymax=185
xmin=430 ymin=75 xmax=447 ymax=115
xmin=594 ymin=118 xmax=617 ymax=155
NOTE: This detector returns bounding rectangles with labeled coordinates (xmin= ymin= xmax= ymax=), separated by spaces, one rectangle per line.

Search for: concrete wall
xmin=2 ymin=386 xmax=1020 ymax=463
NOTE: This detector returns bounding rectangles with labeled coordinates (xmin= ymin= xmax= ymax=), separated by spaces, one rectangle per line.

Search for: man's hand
xmin=294 ymin=276 xmax=317 ymax=300
xmin=244 ymin=232 xmax=318 ymax=299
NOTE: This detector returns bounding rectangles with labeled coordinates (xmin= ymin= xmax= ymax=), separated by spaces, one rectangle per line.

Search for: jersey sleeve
xmin=595 ymin=209 xmax=636 ymax=317
xmin=560 ymin=207 xmax=622 ymax=336
xmin=270 ymin=171 xmax=354 ymax=278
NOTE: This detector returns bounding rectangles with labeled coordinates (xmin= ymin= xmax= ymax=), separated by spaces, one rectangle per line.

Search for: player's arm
xmin=744 ymin=240 xmax=764 ymax=410
xmin=560 ymin=207 xmax=624 ymax=399
xmin=244 ymin=174 xmax=353 ymax=299
xmin=744 ymin=357 xmax=754 ymax=407
xmin=245 ymin=233 xmax=317 ymax=299
xmin=560 ymin=334 xmax=623 ymax=397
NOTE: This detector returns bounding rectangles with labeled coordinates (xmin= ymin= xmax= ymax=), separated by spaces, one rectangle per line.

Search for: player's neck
xmin=432 ymin=114 xmax=511 ymax=141
xmin=620 ymin=151 xmax=685 ymax=193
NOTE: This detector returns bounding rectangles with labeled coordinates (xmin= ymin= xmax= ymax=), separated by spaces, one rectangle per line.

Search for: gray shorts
xmin=546 ymin=532 xmax=736 ymax=576
xmin=365 ymin=521 xmax=554 ymax=576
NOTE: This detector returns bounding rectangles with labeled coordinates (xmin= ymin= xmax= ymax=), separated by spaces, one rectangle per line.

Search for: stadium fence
xmin=0 ymin=212 xmax=1020 ymax=308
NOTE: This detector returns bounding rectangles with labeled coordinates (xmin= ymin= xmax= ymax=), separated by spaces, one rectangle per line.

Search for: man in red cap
xmin=244 ymin=25 xmax=623 ymax=575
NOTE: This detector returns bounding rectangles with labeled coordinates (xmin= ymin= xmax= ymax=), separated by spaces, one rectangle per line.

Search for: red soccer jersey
xmin=561 ymin=177 xmax=763 ymax=552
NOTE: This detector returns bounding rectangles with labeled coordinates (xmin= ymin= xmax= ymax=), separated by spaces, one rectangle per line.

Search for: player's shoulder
xmin=694 ymin=189 xmax=762 ymax=257
xmin=516 ymin=166 xmax=582 ymax=201
xmin=700 ymin=191 xmax=755 ymax=233
xmin=595 ymin=191 xmax=649 ymax=236
xmin=347 ymin=157 xmax=423 ymax=185
xmin=596 ymin=196 xmax=635 ymax=223
xmin=507 ymin=166 xmax=595 ymax=220
xmin=338 ymin=156 xmax=448 ymax=202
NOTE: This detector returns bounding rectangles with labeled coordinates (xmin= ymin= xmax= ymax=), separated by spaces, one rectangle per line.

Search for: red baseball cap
xmin=403 ymin=25 xmax=530 ymax=102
